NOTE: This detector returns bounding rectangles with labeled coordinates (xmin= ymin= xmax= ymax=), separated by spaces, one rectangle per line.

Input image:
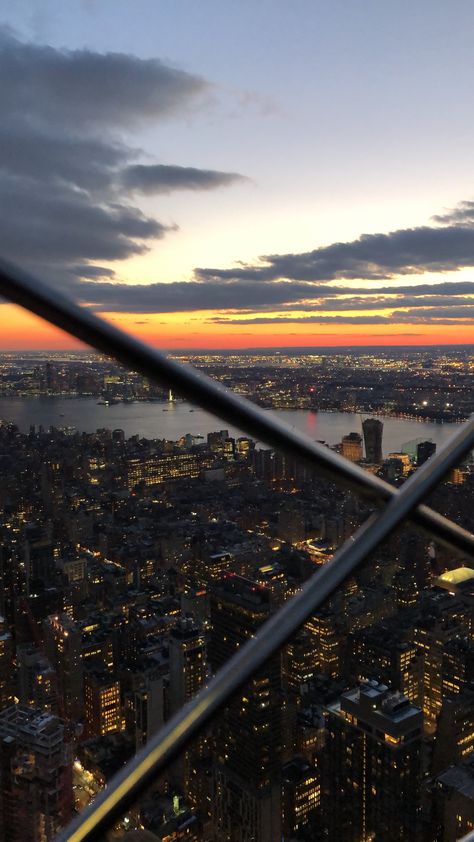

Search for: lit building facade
xmin=84 ymin=670 xmax=121 ymax=737
xmin=126 ymin=453 xmax=199 ymax=489
xmin=341 ymin=432 xmax=363 ymax=462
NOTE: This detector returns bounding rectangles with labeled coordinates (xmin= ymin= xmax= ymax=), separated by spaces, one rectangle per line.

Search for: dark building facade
xmin=323 ymin=682 xmax=423 ymax=840
xmin=210 ymin=574 xmax=282 ymax=842
xmin=362 ymin=418 xmax=384 ymax=464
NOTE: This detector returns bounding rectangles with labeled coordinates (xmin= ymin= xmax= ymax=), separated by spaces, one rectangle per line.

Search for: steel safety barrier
xmin=0 ymin=257 xmax=473 ymax=842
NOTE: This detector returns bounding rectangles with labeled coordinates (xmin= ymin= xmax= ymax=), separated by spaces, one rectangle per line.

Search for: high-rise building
xmin=347 ymin=624 xmax=422 ymax=705
xmin=435 ymin=755 xmax=474 ymax=841
xmin=387 ymin=451 xmax=412 ymax=476
xmin=23 ymin=523 xmax=56 ymax=592
xmin=207 ymin=430 xmax=229 ymax=452
xmin=341 ymin=432 xmax=363 ymax=462
xmin=414 ymin=604 xmax=471 ymax=733
xmin=323 ymin=682 xmax=423 ymax=840
xmin=210 ymin=575 xmax=282 ymax=842
xmin=278 ymin=501 xmax=305 ymax=544
xmin=432 ymin=690 xmax=474 ymax=775
xmin=17 ymin=644 xmax=58 ymax=714
xmin=169 ymin=617 xmax=207 ymax=716
xmin=442 ymin=637 xmax=474 ymax=698
xmin=0 ymin=705 xmax=73 ymax=841
xmin=417 ymin=440 xmax=436 ymax=466
xmin=448 ymin=466 xmax=467 ymax=485
xmin=281 ymin=756 xmax=320 ymax=839
xmin=84 ymin=669 xmax=121 ymax=737
xmin=305 ymin=608 xmax=342 ymax=679
xmin=283 ymin=630 xmax=318 ymax=694
xmin=133 ymin=671 xmax=165 ymax=751
xmin=44 ymin=614 xmax=83 ymax=720
xmin=252 ymin=448 xmax=275 ymax=483
xmin=0 ymin=616 xmax=14 ymax=711
xmin=236 ymin=437 xmax=252 ymax=459
xmin=362 ymin=418 xmax=384 ymax=463
xmin=169 ymin=617 xmax=208 ymax=802
xmin=125 ymin=453 xmax=200 ymax=489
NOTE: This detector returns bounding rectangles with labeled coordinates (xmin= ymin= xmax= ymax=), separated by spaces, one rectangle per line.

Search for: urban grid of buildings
xmin=0 ymin=350 xmax=472 ymax=840
xmin=0 ymin=347 xmax=473 ymax=421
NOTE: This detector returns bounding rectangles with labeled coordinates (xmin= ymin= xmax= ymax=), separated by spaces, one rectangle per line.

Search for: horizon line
xmin=1 ymin=342 xmax=474 ymax=354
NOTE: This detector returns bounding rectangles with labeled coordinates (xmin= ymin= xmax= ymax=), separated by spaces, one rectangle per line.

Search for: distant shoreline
xmin=0 ymin=393 xmax=468 ymax=425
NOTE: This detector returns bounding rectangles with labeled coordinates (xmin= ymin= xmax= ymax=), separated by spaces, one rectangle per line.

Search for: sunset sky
xmin=1 ymin=1 xmax=474 ymax=349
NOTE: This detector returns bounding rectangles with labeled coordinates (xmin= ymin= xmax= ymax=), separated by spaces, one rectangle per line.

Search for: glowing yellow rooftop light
xmin=436 ymin=567 xmax=474 ymax=587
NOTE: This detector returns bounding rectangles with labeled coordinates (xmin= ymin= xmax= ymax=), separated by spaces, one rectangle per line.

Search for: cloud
xmin=212 ymin=315 xmax=396 ymax=324
xmin=0 ymin=30 xmax=246 ymax=281
xmin=0 ymin=29 xmax=207 ymax=129
xmin=121 ymin=164 xmax=248 ymax=194
xmin=61 ymin=277 xmax=474 ymax=314
xmin=1 ymin=172 xmax=173 ymax=266
xmin=195 ymin=221 xmax=474 ymax=285
xmin=70 ymin=265 xmax=117 ymax=280
xmin=210 ymin=307 xmax=474 ymax=325
xmin=275 ymin=294 xmax=474 ymax=312
xmin=432 ymin=200 xmax=474 ymax=225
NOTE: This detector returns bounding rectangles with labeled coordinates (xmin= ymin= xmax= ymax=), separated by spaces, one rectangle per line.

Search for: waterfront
xmin=0 ymin=396 xmax=463 ymax=456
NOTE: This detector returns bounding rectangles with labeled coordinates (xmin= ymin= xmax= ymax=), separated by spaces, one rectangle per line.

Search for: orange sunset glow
xmin=2 ymin=302 xmax=473 ymax=351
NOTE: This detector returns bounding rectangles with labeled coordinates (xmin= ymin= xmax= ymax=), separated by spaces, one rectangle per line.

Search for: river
xmin=0 ymin=396 xmax=462 ymax=457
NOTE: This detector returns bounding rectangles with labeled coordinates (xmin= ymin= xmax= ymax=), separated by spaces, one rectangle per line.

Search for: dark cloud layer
xmin=183 ymin=198 xmax=474 ymax=327
xmin=211 ymin=308 xmax=474 ymax=326
xmin=0 ymin=29 xmax=206 ymax=129
xmin=0 ymin=30 xmax=245 ymax=280
xmin=64 ymin=277 xmax=474 ymax=317
xmin=195 ymin=219 xmax=474 ymax=284
xmin=121 ymin=164 xmax=248 ymax=194
xmin=432 ymin=200 xmax=474 ymax=226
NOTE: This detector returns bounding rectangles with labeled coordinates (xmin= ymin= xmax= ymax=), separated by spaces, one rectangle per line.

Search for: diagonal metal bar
xmin=55 ymin=411 xmax=474 ymax=842
xmin=0 ymin=258 xmax=473 ymax=558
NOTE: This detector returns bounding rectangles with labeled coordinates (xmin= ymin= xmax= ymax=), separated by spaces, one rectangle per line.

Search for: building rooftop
xmin=328 ymin=681 xmax=423 ymax=737
xmin=436 ymin=567 xmax=474 ymax=589
xmin=438 ymin=756 xmax=474 ymax=801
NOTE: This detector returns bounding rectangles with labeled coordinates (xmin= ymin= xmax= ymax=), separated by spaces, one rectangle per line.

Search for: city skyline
xmin=1 ymin=2 xmax=474 ymax=349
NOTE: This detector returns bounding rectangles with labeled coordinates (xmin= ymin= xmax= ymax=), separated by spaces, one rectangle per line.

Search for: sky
xmin=1 ymin=0 xmax=474 ymax=349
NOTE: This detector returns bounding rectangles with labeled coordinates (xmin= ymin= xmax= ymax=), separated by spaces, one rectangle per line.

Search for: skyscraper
xmin=0 ymin=705 xmax=73 ymax=841
xmin=362 ymin=418 xmax=384 ymax=463
xmin=323 ymin=682 xmax=422 ymax=840
xmin=0 ymin=616 xmax=14 ymax=711
xmin=168 ymin=617 xmax=208 ymax=800
xmin=44 ymin=614 xmax=83 ymax=721
xmin=341 ymin=432 xmax=363 ymax=462
xmin=84 ymin=669 xmax=121 ymax=738
xmin=417 ymin=440 xmax=436 ymax=466
xmin=169 ymin=617 xmax=207 ymax=716
xmin=210 ymin=575 xmax=281 ymax=842
xmin=435 ymin=756 xmax=474 ymax=841
xmin=17 ymin=644 xmax=58 ymax=714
